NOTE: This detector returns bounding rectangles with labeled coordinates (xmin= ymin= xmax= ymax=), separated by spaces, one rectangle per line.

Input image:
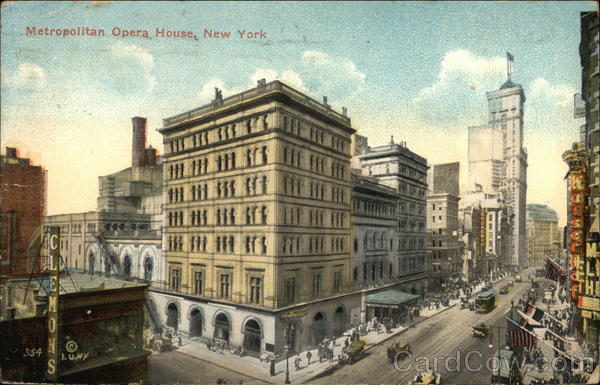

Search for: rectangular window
xmin=193 ymin=270 xmax=204 ymax=295
xmin=333 ymin=271 xmax=342 ymax=293
xmin=312 ymin=273 xmax=321 ymax=298
xmin=170 ymin=266 xmax=181 ymax=292
xmin=285 ymin=277 xmax=296 ymax=304
xmin=219 ymin=273 xmax=231 ymax=299
xmin=250 ymin=277 xmax=262 ymax=304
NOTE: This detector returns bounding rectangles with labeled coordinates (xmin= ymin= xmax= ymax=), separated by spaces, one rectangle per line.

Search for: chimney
xmin=131 ymin=117 xmax=147 ymax=167
xmin=145 ymin=146 xmax=157 ymax=166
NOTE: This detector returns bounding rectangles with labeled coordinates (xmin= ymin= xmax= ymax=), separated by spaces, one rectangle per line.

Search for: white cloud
xmin=528 ymin=77 xmax=576 ymax=107
xmin=414 ymin=49 xmax=505 ymax=102
xmin=103 ymin=41 xmax=155 ymax=94
xmin=2 ymin=62 xmax=46 ymax=89
xmin=300 ymin=50 xmax=365 ymax=99
xmin=249 ymin=68 xmax=307 ymax=92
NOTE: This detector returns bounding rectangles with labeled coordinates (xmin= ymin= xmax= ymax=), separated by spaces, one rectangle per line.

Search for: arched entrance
xmin=189 ymin=308 xmax=203 ymax=338
xmin=333 ymin=307 xmax=346 ymax=335
xmin=243 ymin=319 xmax=262 ymax=355
xmin=313 ymin=312 xmax=327 ymax=343
xmin=123 ymin=254 xmax=131 ymax=277
xmin=214 ymin=313 xmax=231 ymax=342
xmin=166 ymin=303 xmax=178 ymax=331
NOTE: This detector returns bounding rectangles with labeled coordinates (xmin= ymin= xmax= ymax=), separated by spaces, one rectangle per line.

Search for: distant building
xmin=525 ymin=204 xmax=561 ymax=267
xmin=427 ymin=163 xmax=462 ymax=289
xmin=355 ymin=137 xmax=429 ymax=294
xmin=467 ymin=62 xmax=528 ymax=268
xmin=0 ymin=147 xmax=47 ymax=281
xmin=43 ymin=118 xmax=165 ymax=288
xmin=351 ymin=174 xmax=399 ymax=292
xmin=458 ymin=205 xmax=484 ymax=281
xmin=461 ymin=187 xmax=511 ymax=274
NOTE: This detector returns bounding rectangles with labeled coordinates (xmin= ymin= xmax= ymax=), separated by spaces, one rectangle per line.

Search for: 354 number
xmin=22 ymin=347 xmax=42 ymax=358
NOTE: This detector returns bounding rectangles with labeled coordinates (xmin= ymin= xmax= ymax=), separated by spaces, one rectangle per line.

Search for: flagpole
xmin=506 ymin=317 xmax=576 ymax=362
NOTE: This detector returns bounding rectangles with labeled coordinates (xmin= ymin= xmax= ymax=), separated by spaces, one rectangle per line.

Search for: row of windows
xmin=284 ymin=270 xmax=343 ymax=304
xmin=169 ymin=115 xmax=271 ymax=155
xmin=398 ymin=220 xmax=426 ymax=232
xmin=169 ymin=175 xmax=268 ymax=202
xmin=168 ymin=234 xmax=348 ymax=255
xmin=191 ymin=158 xmax=209 ymax=175
xmin=171 ymin=268 xmax=264 ymax=304
xmin=169 ymin=163 xmax=185 ymax=179
xmin=356 ymin=236 xmax=425 ymax=252
xmin=167 ymin=207 xmax=349 ymax=228
xmin=355 ymin=199 xmax=396 ymax=216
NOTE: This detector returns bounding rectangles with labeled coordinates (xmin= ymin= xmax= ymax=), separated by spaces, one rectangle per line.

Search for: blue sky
xmin=1 ymin=1 xmax=597 ymax=224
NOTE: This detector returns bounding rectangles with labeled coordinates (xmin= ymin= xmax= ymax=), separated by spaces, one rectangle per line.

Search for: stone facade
xmin=156 ymin=80 xmax=357 ymax=355
xmin=355 ymin=137 xmax=429 ymax=293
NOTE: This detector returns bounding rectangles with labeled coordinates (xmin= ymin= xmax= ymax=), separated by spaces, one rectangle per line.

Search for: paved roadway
xmin=312 ymin=268 xmax=536 ymax=385
xmin=148 ymin=349 xmax=268 ymax=385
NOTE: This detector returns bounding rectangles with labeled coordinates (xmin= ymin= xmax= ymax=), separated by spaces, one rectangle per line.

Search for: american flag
xmin=545 ymin=258 xmax=566 ymax=284
xmin=507 ymin=313 xmax=537 ymax=350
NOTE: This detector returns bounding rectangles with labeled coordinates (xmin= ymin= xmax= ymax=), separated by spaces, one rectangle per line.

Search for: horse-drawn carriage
xmin=388 ymin=342 xmax=410 ymax=363
xmin=340 ymin=338 xmax=366 ymax=365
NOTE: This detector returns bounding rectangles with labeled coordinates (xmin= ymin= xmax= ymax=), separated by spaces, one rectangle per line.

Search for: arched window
xmin=231 ymin=153 xmax=236 ymax=169
xmin=143 ymin=256 xmax=153 ymax=281
xmin=216 ymin=209 xmax=222 ymax=225
xmin=261 ymin=206 xmax=267 ymax=224
xmin=228 ymin=236 xmax=234 ymax=252
xmin=246 ymin=149 xmax=252 ymax=166
xmin=252 ymin=207 xmax=257 ymax=225
xmin=261 ymin=176 xmax=267 ymax=195
xmin=261 ymin=146 xmax=268 ymax=164
xmin=223 ymin=181 xmax=229 ymax=198
xmin=246 ymin=207 xmax=251 ymax=225
xmin=217 ymin=155 xmax=222 ymax=171
xmin=261 ymin=237 xmax=267 ymax=254
xmin=284 ymin=147 xmax=288 ymax=164
xmin=230 ymin=208 xmax=235 ymax=224
xmin=230 ymin=181 xmax=235 ymax=197
xmin=252 ymin=177 xmax=257 ymax=195
xmin=224 ymin=153 xmax=229 ymax=170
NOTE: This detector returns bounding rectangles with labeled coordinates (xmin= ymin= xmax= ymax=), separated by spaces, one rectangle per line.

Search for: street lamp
xmin=284 ymin=323 xmax=294 ymax=384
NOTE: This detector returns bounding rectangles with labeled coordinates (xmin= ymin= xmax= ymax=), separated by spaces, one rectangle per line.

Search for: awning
xmin=365 ymin=288 xmax=421 ymax=308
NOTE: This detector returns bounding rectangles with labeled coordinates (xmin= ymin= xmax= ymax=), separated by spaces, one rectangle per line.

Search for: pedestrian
xmin=345 ymin=338 xmax=349 ymax=349
xmin=306 ymin=350 xmax=312 ymax=365
xmin=329 ymin=347 xmax=334 ymax=363
xmin=294 ymin=355 xmax=302 ymax=370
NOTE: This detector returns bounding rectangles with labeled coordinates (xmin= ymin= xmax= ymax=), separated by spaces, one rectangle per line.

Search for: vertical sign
xmin=46 ymin=226 xmax=60 ymax=381
xmin=569 ymin=172 xmax=586 ymax=302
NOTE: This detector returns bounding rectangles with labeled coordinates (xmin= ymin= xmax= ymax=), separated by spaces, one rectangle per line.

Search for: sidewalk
xmin=165 ymin=300 xmax=460 ymax=384
xmin=157 ymin=277 xmax=503 ymax=384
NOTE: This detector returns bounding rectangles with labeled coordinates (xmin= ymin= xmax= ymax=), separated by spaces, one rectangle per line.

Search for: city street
xmin=148 ymin=350 xmax=268 ymax=385
xmin=312 ymin=270 xmax=534 ymax=385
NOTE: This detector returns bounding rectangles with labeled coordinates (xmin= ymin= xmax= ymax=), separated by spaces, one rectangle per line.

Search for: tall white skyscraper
xmin=467 ymin=55 xmax=528 ymax=268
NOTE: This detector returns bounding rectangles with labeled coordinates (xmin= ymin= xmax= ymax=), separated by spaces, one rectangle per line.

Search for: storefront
xmin=365 ymin=288 xmax=421 ymax=325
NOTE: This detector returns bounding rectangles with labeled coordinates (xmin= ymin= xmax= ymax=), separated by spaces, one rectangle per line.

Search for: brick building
xmin=0 ymin=147 xmax=46 ymax=280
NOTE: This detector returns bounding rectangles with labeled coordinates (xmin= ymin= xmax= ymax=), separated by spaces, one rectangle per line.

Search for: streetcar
xmin=475 ymin=289 xmax=497 ymax=313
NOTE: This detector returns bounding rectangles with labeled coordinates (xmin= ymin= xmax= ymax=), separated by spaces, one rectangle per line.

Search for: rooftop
xmin=526 ymin=203 xmax=558 ymax=222
xmin=161 ymin=80 xmax=351 ymax=130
